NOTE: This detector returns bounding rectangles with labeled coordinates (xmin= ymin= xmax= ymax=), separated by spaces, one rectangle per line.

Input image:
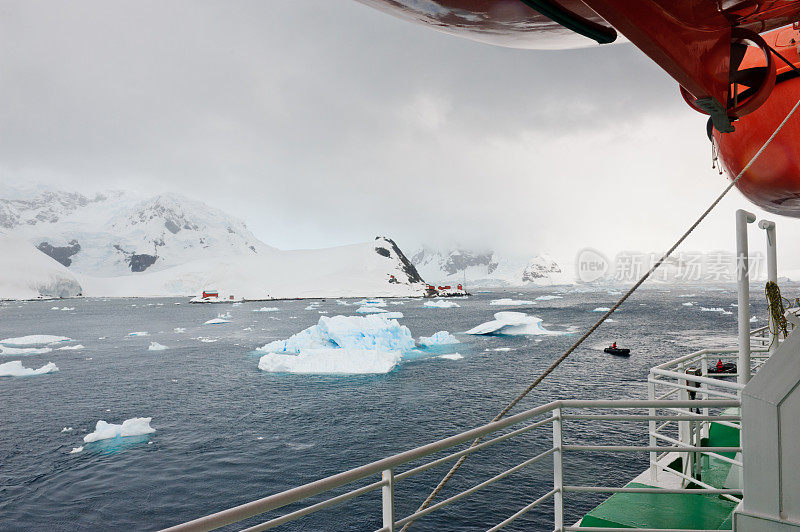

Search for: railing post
xmin=736 ymin=209 xmax=756 ymax=387
xmin=759 ymin=219 xmax=778 ymax=353
xmin=382 ymin=469 xmax=395 ymax=532
xmin=648 ymin=380 xmax=657 ymax=483
xmin=553 ymin=408 xmax=564 ymax=532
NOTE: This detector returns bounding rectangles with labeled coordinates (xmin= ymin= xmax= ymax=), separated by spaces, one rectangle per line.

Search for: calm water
xmin=0 ymin=286 xmax=769 ymax=530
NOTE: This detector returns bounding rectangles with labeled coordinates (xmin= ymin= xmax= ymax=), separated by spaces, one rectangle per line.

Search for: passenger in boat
xmin=611 ymin=342 xmax=617 ymax=349
xmin=716 ymin=359 xmax=724 ymax=370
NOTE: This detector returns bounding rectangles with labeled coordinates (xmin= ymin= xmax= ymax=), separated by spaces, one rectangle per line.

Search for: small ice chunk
xmin=418 ymin=331 xmax=460 ymax=347
xmin=535 ymin=295 xmax=563 ymax=301
xmin=69 ymin=446 xmax=83 ymax=454
xmin=83 ymin=417 xmax=155 ymax=443
xmin=0 ymin=335 xmax=71 ymax=347
xmin=389 ymin=301 xmax=405 ymax=305
xmin=61 ymin=307 xmax=75 ymax=311
xmin=204 ymin=318 xmax=230 ymax=324
xmin=148 ymin=342 xmax=168 ymax=351
xmin=356 ymin=306 xmax=388 ymax=314
xmin=62 ymin=427 xmax=74 ymax=433
xmin=128 ymin=332 xmax=149 ymax=337
xmin=253 ymin=307 xmax=280 ymax=312
xmin=379 ymin=312 xmax=404 ymax=319
xmin=438 ymin=353 xmax=463 ymax=360
xmin=592 ymin=307 xmax=611 ymax=312
xmin=466 ymin=312 xmax=564 ymax=336
xmin=57 ymin=344 xmax=85 ymax=350
xmin=424 ymin=300 xmax=460 ymax=308
xmin=490 ymin=298 xmax=535 ymax=306
xmin=335 ymin=300 xmax=350 ymax=306
xmin=0 ymin=360 xmax=59 ymax=377
xmin=51 ymin=306 xmax=60 ymax=310
xmin=485 ymin=347 xmax=512 ymax=352
xmin=258 ymin=348 xmax=402 ymax=374
xmin=356 ymin=299 xmax=387 ymax=307
xmin=750 ymin=316 xmax=758 ymax=323
xmin=304 ymin=304 xmax=319 ymax=310
xmin=700 ymin=307 xmax=728 ymax=313
xmin=173 ymin=327 xmax=186 ymax=333
xmin=682 ymin=302 xmax=694 ymax=307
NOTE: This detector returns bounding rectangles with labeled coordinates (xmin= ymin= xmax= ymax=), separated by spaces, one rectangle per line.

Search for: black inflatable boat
xmin=708 ymin=362 xmax=736 ymax=374
xmin=604 ymin=347 xmax=630 ymax=356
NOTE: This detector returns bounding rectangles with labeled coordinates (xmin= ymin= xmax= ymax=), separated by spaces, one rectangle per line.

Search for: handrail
xmin=164 ymin=398 xmax=741 ymax=532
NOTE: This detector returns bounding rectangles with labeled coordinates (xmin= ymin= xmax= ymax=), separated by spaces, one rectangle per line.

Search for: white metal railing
xmin=164 ymin=399 xmax=741 ymax=532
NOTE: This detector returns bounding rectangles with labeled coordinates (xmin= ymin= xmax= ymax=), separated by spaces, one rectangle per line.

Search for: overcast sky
xmin=2 ymin=0 xmax=797 ymax=268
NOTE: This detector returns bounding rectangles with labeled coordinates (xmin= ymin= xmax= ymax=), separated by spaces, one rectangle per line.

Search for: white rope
xmin=400 ymin=95 xmax=800 ymax=531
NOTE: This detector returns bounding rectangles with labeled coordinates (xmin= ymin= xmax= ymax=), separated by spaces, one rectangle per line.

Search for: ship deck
xmin=578 ymin=413 xmax=741 ymax=530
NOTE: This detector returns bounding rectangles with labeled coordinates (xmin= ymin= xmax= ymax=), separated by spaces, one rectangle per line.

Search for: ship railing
xmin=163 ymin=399 xmax=740 ymax=532
xmin=646 ymin=347 xmax=768 ymax=490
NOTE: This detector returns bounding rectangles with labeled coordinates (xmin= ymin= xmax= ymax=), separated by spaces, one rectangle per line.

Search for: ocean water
xmin=0 ymin=286 xmax=770 ymax=530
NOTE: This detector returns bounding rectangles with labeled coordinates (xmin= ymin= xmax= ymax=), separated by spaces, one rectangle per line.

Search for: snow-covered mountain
xmin=0 ymin=187 xmax=427 ymax=299
xmin=411 ymin=247 xmax=572 ymax=287
xmin=1 ymin=189 xmax=273 ymax=276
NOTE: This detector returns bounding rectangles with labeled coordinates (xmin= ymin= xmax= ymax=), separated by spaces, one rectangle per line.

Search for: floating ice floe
xmin=148 ymin=342 xmax=168 ymax=351
xmin=0 ymin=335 xmax=71 ymax=347
xmin=335 ymin=300 xmax=349 ymax=306
xmin=679 ymin=294 xmax=697 ymax=298
xmin=682 ymin=302 xmax=694 ymax=307
xmin=195 ymin=337 xmax=218 ymax=343
xmin=418 ymin=331 xmax=460 ymax=347
xmin=490 ymin=298 xmax=535 ymax=306
xmin=61 ymin=307 xmax=75 ymax=311
xmin=465 ymin=312 xmax=564 ymax=336
xmin=84 ymin=417 xmax=156 ymax=443
xmin=57 ymin=344 xmax=85 ymax=350
xmin=424 ymin=300 xmax=460 ymax=308
xmin=356 ymin=299 xmax=387 ymax=308
xmin=750 ymin=316 xmax=758 ymax=323
xmin=439 ymin=353 xmax=463 ymax=360
xmin=257 ymin=314 xmax=414 ymax=374
xmin=51 ymin=306 xmax=60 ymax=310
xmin=356 ymin=306 xmax=388 ymax=314
xmin=535 ymin=295 xmax=563 ymax=301
xmin=304 ymin=304 xmax=319 ymax=310
xmin=128 ymin=332 xmax=149 ymax=337
xmin=389 ymin=301 xmax=405 ymax=306
xmin=204 ymin=317 xmax=230 ymax=324
xmin=253 ymin=307 xmax=280 ymax=312
xmin=69 ymin=446 xmax=83 ymax=454
xmin=173 ymin=327 xmax=186 ymax=333
xmin=485 ymin=347 xmax=512 ymax=352
xmin=0 ymin=345 xmax=53 ymax=356
xmin=0 ymin=360 xmax=59 ymax=377
xmin=592 ymin=307 xmax=611 ymax=312
xmin=379 ymin=311 xmax=404 ymax=319
xmin=62 ymin=427 xmax=74 ymax=433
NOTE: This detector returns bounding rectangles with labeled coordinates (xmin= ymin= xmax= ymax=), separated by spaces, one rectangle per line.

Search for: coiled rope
xmin=765 ymin=281 xmax=790 ymax=347
xmin=400 ymin=93 xmax=800 ymax=531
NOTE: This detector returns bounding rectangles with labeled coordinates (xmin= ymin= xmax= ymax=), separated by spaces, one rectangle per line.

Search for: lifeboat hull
xmin=714 ymin=76 xmax=800 ymax=217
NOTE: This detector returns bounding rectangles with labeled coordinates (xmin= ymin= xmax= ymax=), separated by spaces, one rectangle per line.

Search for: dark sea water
xmin=0 ymin=286 xmax=770 ymax=531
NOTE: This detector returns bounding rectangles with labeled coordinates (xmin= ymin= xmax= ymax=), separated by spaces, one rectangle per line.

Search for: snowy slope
xmin=411 ymin=247 xmax=572 ymax=287
xmin=80 ymin=237 xmax=426 ymax=299
xmin=2 ymin=188 xmax=273 ymax=276
xmin=0 ymin=233 xmax=83 ymax=299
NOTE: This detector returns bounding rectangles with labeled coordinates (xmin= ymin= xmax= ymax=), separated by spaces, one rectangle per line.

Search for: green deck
xmin=578 ymin=418 xmax=740 ymax=530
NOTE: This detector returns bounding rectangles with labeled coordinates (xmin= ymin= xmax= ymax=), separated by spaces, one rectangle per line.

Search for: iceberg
xmin=257 ymin=315 xmax=415 ymax=374
xmin=0 ymin=335 xmax=71 ymax=347
xmin=0 ymin=360 xmax=59 ymax=377
xmin=83 ymin=417 xmax=156 ymax=443
xmin=465 ymin=312 xmax=564 ymax=336
xmin=418 ymin=331 xmax=460 ymax=347
xmin=258 ymin=348 xmax=402 ymax=374
xmin=424 ymin=300 xmax=460 ymax=308
xmin=0 ymin=345 xmax=53 ymax=356
xmin=490 ymin=298 xmax=535 ymax=306
xmin=148 ymin=342 xmax=168 ymax=351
